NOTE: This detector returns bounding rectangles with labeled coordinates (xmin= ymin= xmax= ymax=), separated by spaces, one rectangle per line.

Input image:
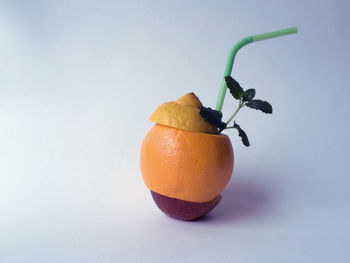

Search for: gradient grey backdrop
xmin=1 ymin=0 xmax=350 ymax=262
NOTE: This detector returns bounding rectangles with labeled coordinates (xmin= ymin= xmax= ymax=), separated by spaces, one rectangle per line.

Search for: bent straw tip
xmin=289 ymin=26 xmax=298 ymax=33
xmin=251 ymin=26 xmax=298 ymax=42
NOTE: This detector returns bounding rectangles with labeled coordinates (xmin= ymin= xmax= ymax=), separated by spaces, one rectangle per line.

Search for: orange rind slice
xmin=149 ymin=93 xmax=218 ymax=134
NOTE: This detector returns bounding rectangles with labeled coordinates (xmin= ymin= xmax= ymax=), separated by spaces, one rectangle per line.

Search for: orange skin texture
xmin=140 ymin=124 xmax=234 ymax=203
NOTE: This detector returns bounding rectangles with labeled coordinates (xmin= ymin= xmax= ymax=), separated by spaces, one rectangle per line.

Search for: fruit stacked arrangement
xmin=140 ymin=93 xmax=234 ymax=220
xmin=140 ymin=77 xmax=272 ymax=220
xmin=140 ymin=27 xmax=297 ymax=221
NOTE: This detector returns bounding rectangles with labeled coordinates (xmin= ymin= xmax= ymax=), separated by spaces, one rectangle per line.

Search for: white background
xmin=1 ymin=0 xmax=350 ymax=262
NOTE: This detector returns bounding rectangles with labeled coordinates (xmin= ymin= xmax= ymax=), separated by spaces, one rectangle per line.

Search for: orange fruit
xmin=140 ymin=124 xmax=234 ymax=203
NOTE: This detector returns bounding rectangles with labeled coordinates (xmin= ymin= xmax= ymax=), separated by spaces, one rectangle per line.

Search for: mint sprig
xmin=200 ymin=76 xmax=273 ymax=147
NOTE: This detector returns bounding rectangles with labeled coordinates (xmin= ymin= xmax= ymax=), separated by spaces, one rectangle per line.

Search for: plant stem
xmin=225 ymin=101 xmax=244 ymax=125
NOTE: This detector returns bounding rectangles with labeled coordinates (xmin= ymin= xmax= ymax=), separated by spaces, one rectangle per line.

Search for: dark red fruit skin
xmin=151 ymin=191 xmax=221 ymax=221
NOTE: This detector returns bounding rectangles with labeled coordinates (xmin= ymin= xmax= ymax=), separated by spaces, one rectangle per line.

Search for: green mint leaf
xmin=225 ymin=76 xmax=243 ymax=100
xmin=233 ymin=122 xmax=250 ymax=147
xmin=246 ymin=99 xmax=273 ymax=114
xmin=242 ymin=89 xmax=256 ymax=102
xmin=200 ymin=107 xmax=227 ymax=132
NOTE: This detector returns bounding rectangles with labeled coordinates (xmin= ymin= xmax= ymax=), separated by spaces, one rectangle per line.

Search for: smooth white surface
xmin=1 ymin=0 xmax=350 ymax=262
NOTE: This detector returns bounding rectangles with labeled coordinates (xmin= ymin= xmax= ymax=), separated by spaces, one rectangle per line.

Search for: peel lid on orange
xmin=149 ymin=93 xmax=218 ymax=134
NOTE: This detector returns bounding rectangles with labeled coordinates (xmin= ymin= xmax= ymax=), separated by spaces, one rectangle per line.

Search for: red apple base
xmin=151 ymin=191 xmax=221 ymax=221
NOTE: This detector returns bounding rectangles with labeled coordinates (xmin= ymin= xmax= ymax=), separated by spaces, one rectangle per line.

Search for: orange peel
xmin=140 ymin=124 xmax=234 ymax=202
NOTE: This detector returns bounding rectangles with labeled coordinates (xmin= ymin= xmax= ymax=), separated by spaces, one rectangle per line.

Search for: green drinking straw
xmin=215 ymin=27 xmax=298 ymax=111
